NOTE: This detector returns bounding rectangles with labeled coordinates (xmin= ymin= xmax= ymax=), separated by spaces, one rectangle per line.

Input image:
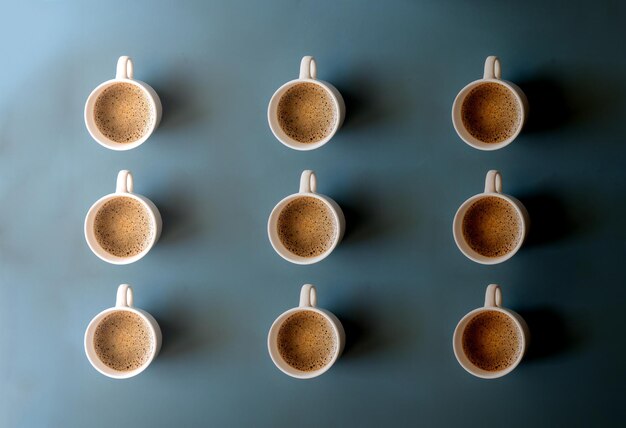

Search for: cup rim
xmin=267 ymin=78 xmax=341 ymax=151
xmin=84 ymin=306 xmax=158 ymax=379
xmin=452 ymin=306 xmax=526 ymax=379
xmin=267 ymin=307 xmax=342 ymax=379
xmin=452 ymin=192 xmax=526 ymax=265
xmin=84 ymin=192 xmax=159 ymax=265
xmin=84 ymin=78 xmax=158 ymax=151
xmin=451 ymin=78 xmax=525 ymax=151
xmin=267 ymin=192 xmax=341 ymax=265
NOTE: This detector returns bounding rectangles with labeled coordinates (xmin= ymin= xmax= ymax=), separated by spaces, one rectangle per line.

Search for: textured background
xmin=1 ymin=0 xmax=625 ymax=427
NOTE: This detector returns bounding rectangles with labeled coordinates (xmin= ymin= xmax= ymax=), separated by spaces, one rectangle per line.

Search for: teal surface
xmin=1 ymin=1 xmax=625 ymax=427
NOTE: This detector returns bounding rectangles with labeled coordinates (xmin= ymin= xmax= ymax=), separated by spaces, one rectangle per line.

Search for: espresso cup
xmin=453 ymin=170 xmax=528 ymax=265
xmin=453 ymin=284 xmax=529 ymax=379
xmin=85 ymin=56 xmax=162 ymax=150
xmin=85 ymin=170 xmax=162 ymax=265
xmin=84 ymin=284 xmax=162 ymax=379
xmin=268 ymin=170 xmax=345 ymax=264
xmin=268 ymin=56 xmax=345 ymax=150
xmin=452 ymin=56 xmax=528 ymax=150
xmin=268 ymin=284 xmax=345 ymax=379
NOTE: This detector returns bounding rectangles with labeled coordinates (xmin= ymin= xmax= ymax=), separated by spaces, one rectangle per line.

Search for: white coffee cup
xmin=453 ymin=284 xmax=529 ymax=379
xmin=268 ymin=56 xmax=345 ymax=150
xmin=268 ymin=170 xmax=345 ymax=264
xmin=268 ymin=284 xmax=345 ymax=379
xmin=85 ymin=170 xmax=162 ymax=265
xmin=85 ymin=56 xmax=162 ymax=151
xmin=84 ymin=284 xmax=162 ymax=379
xmin=453 ymin=170 xmax=529 ymax=265
xmin=452 ymin=56 xmax=528 ymax=150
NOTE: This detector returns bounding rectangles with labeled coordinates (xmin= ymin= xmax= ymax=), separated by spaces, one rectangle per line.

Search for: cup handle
xmin=299 ymin=56 xmax=317 ymax=80
xmin=116 ymin=56 xmax=134 ymax=80
xmin=299 ymin=170 xmax=317 ymax=193
xmin=484 ymin=284 xmax=502 ymax=307
xmin=483 ymin=56 xmax=501 ymax=80
xmin=299 ymin=284 xmax=317 ymax=308
xmin=116 ymin=170 xmax=134 ymax=194
xmin=484 ymin=170 xmax=502 ymax=193
xmin=116 ymin=284 xmax=134 ymax=308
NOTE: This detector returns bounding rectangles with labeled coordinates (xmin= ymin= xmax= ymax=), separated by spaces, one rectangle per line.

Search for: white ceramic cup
xmin=85 ymin=170 xmax=162 ymax=265
xmin=268 ymin=284 xmax=345 ymax=379
xmin=452 ymin=56 xmax=528 ymax=150
xmin=85 ymin=56 xmax=162 ymax=151
xmin=84 ymin=284 xmax=162 ymax=379
xmin=268 ymin=170 xmax=345 ymax=264
xmin=268 ymin=56 xmax=346 ymax=150
xmin=453 ymin=284 xmax=529 ymax=379
xmin=453 ymin=170 xmax=529 ymax=265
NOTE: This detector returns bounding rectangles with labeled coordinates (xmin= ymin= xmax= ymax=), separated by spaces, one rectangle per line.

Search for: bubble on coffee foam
xmin=277 ymin=311 xmax=337 ymax=372
xmin=93 ymin=311 xmax=154 ymax=372
xmin=461 ymin=82 xmax=521 ymax=144
xmin=462 ymin=196 xmax=522 ymax=258
xmin=93 ymin=196 xmax=154 ymax=258
xmin=94 ymin=82 xmax=155 ymax=144
xmin=461 ymin=310 xmax=522 ymax=372
xmin=277 ymin=82 xmax=337 ymax=144
xmin=277 ymin=196 xmax=337 ymax=258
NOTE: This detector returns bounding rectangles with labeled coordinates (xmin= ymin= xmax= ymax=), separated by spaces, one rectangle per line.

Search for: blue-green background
xmin=1 ymin=1 xmax=625 ymax=427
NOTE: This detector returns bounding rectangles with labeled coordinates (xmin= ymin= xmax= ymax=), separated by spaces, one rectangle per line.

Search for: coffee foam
xmin=461 ymin=82 xmax=521 ymax=144
xmin=277 ymin=311 xmax=337 ymax=372
xmin=277 ymin=196 xmax=337 ymax=258
xmin=94 ymin=82 xmax=155 ymax=144
xmin=461 ymin=310 xmax=522 ymax=372
xmin=93 ymin=311 xmax=154 ymax=372
xmin=277 ymin=82 xmax=337 ymax=144
xmin=93 ymin=196 xmax=154 ymax=258
xmin=462 ymin=196 xmax=522 ymax=258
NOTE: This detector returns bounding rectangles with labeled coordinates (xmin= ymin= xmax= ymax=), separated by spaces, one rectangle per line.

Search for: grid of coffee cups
xmin=84 ymin=54 xmax=529 ymax=380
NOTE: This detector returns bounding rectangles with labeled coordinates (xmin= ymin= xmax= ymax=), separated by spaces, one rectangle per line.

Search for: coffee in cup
xmin=453 ymin=170 xmax=528 ymax=264
xmin=268 ymin=56 xmax=345 ymax=151
xmin=93 ymin=310 xmax=155 ymax=372
xmin=452 ymin=56 xmax=528 ymax=150
xmin=85 ymin=56 xmax=162 ymax=151
xmin=85 ymin=170 xmax=162 ymax=265
xmin=276 ymin=196 xmax=338 ymax=258
xmin=461 ymin=195 xmax=523 ymax=258
xmin=277 ymin=310 xmax=338 ymax=372
xmin=268 ymin=170 xmax=345 ymax=264
xmin=453 ymin=284 xmax=529 ymax=379
xmin=93 ymin=196 xmax=155 ymax=258
xmin=461 ymin=310 xmax=522 ymax=372
xmin=460 ymin=82 xmax=522 ymax=145
xmin=93 ymin=82 xmax=156 ymax=144
xmin=276 ymin=82 xmax=338 ymax=144
xmin=85 ymin=284 xmax=162 ymax=379
xmin=268 ymin=284 xmax=345 ymax=379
